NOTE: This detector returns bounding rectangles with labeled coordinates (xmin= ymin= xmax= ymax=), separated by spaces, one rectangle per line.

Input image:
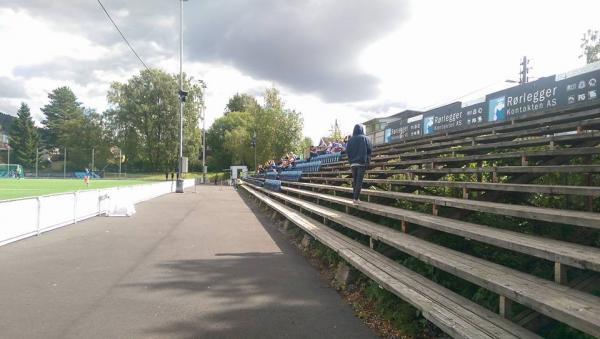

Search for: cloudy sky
xmin=0 ymin=0 xmax=599 ymax=142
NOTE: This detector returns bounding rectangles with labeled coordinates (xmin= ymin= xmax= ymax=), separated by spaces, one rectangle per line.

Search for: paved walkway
xmin=0 ymin=186 xmax=375 ymax=339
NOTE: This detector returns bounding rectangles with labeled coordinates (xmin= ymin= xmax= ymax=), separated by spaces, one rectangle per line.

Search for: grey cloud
xmin=4 ymin=0 xmax=409 ymax=103
xmin=14 ymin=50 xmax=141 ymax=86
xmin=0 ymin=76 xmax=27 ymax=99
xmin=185 ymin=0 xmax=409 ymax=102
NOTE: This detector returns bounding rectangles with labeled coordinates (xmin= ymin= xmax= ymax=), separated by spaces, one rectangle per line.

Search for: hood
xmin=352 ymin=124 xmax=364 ymax=137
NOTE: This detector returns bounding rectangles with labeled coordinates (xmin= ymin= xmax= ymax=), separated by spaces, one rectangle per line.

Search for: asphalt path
xmin=0 ymin=185 xmax=375 ymax=339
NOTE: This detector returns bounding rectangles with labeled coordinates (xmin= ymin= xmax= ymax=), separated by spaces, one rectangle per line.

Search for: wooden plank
xmin=349 ymin=246 xmax=540 ymax=339
xmin=248 ymin=184 xmax=600 ymax=337
xmin=285 ymin=181 xmax=600 ymax=229
xmin=325 ymin=146 xmax=600 ymax=171
xmin=554 ymin=262 xmax=568 ymax=284
xmin=310 ymin=164 xmax=600 ymax=176
xmin=303 ymin=176 xmax=600 ymax=197
xmin=499 ymin=296 xmax=513 ymax=319
xmin=280 ymin=186 xmax=600 ymax=271
xmin=240 ymin=183 xmax=540 ymax=339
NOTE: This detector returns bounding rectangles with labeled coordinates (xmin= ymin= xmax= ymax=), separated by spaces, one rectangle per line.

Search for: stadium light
xmin=176 ymin=0 xmax=189 ymax=193
xmin=198 ymin=80 xmax=207 ymax=184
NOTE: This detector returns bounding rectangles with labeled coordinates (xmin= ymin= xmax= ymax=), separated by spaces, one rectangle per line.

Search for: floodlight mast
xmin=199 ymin=80 xmax=207 ymax=184
xmin=176 ymin=0 xmax=188 ymax=193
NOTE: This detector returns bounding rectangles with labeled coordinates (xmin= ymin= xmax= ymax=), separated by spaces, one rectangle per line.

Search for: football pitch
xmin=0 ymin=178 xmax=152 ymax=201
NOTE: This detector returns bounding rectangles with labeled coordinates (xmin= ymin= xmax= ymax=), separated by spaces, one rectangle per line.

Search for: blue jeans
xmin=351 ymin=165 xmax=366 ymax=200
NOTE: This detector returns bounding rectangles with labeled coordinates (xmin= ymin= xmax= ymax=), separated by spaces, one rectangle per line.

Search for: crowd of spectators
xmin=255 ymin=135 xmax=351 ymax=175
xmin=257 ymin=152 xmax=299 ymax=174
xmin=308 ymin=135 xmax=350 ymax=160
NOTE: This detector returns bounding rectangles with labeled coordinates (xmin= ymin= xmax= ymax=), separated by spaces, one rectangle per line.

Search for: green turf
xmin=0 ymin=178 xmax=152 ymax=201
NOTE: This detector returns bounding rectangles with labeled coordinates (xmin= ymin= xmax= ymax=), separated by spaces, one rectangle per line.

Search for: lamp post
xmin=199 ymin=80 xmax=207 ymax=184
xmin=176 ymin=0 xmax=188 ymax=193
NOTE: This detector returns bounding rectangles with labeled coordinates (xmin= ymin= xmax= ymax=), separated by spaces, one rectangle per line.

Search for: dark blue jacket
xmin=346 ymin=124 xmax=372 ymax=165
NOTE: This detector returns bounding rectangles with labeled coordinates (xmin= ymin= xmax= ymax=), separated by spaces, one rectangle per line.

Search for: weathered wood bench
xmin=241 ymin=183 xmax=542 ymax=339
xmin=323 ymin=146 xmax=600 ymax=171
xmin=306 ymin=165 xmax=600 ymax=177
xmin=283 ymin=181 xmax=600 ymax=229
xmin=244 ymin=182 xmax=600 ymax=337
xmin=272 ymin=184 xmax=600 ymax=272
xmin=302 ymin=176 xmax=600 ymax=197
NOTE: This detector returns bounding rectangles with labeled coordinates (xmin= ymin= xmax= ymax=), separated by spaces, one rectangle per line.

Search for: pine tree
xmin=41 ymin=86 xmax=84 ymax=148
xmin=9 ymin=103 xmax=39 ymax=168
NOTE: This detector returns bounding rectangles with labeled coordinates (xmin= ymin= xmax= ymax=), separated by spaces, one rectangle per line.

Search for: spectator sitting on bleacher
xmin=309 ymin=146 xmax=319 ymax=160
xmin=331 ymin=140 xmax=344 ymax=153
xmin=347 ymin=124 xmax=372 ymax=204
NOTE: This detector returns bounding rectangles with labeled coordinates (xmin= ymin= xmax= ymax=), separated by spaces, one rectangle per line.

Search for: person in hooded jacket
xmin=346 ymin=124 xmax=372 ymax=204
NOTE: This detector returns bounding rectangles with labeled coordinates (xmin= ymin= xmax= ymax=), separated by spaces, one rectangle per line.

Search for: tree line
xmin=6 ymin=69 xmax=203 ymax=173
xmin=206 ymin=88 xmax=310 ymax=171
xmin=5 ymin=68 xmax=308 ymax=174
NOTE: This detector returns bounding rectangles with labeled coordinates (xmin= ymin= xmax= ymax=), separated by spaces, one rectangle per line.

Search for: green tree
xmin=225 ymin=93 xmax=260 ymax=114
xmin=297 ymin=136 xmax=313 ymax=159
xmin=206 ymin=111 xmax=254 ymax=170
xmin=580 ymin=29 xmax=600 ymax=64
xmin=40 ymin=87 xmax=93 ymax=168
xmin=41 ymin=87 xmax=84 ymax=148
xmin=80 ymin=109 xmax=111 ymax=170
xmin=264 ymin=86 xmax=283 ymax=111
xmin=8 ymin=103 xmax=39 ymax=168
xmin=106 ymin=69 xmax=203 ymax=171
xmin=253 ymin=87 xmax=303 ymax=165
xmin=207 ymin=87 xmax=304 ymax=171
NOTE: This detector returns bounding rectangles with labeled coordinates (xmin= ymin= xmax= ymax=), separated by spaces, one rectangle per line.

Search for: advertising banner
xmin=485 ymin=76 xmax=558 ymax=122
xmin=379 ymin=61 xmax=600 ymax=144
xmin=556 ymin=68 xmax=599 ymax=107
xmin=421 ymin=101 xmax=487 ymax=135
xmin=386 ymin=113 xmax=423 ymax=142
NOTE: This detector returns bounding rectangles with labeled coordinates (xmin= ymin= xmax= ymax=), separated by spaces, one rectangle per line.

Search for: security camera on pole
xmin=176 ymin=0 xmax=189 ymax=193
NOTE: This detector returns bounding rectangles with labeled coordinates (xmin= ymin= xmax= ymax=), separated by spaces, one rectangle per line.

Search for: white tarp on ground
xmin=0 ymin=179 xmax=194 ymax=246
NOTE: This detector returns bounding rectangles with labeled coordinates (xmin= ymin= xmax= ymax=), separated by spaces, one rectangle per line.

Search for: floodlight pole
xmin=202 ymin=103 xmax=206 ymax=184
xmin=118 ymin=149 xmax=122 ymax=178
xmin=7 ymin=146 xmax=10 ymax=174
xmin=92 ymin=147 xmax=95 ymax=172
xmin=200 ymin=81 xmax=207 ymax=184
xmin=176 ymin=0 xmax=187 ymax=193
xmin=35 ymin=147 xmax=38 ymax=177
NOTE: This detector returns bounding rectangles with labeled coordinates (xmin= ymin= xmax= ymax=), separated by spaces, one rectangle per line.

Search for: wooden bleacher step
xmin=278 ymin=184 xmax=600 ymax=272
xmin=284 ymin=181 xmax=600 ymax=229
xmin=244 ymin=182 xmax=600 ymax=337
xmin=240 ymin=184 xmax=541 ymax=339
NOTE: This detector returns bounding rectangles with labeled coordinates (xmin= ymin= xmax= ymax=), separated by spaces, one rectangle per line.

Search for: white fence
xmin=0 ymin=179 xmax=195 ymax=247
